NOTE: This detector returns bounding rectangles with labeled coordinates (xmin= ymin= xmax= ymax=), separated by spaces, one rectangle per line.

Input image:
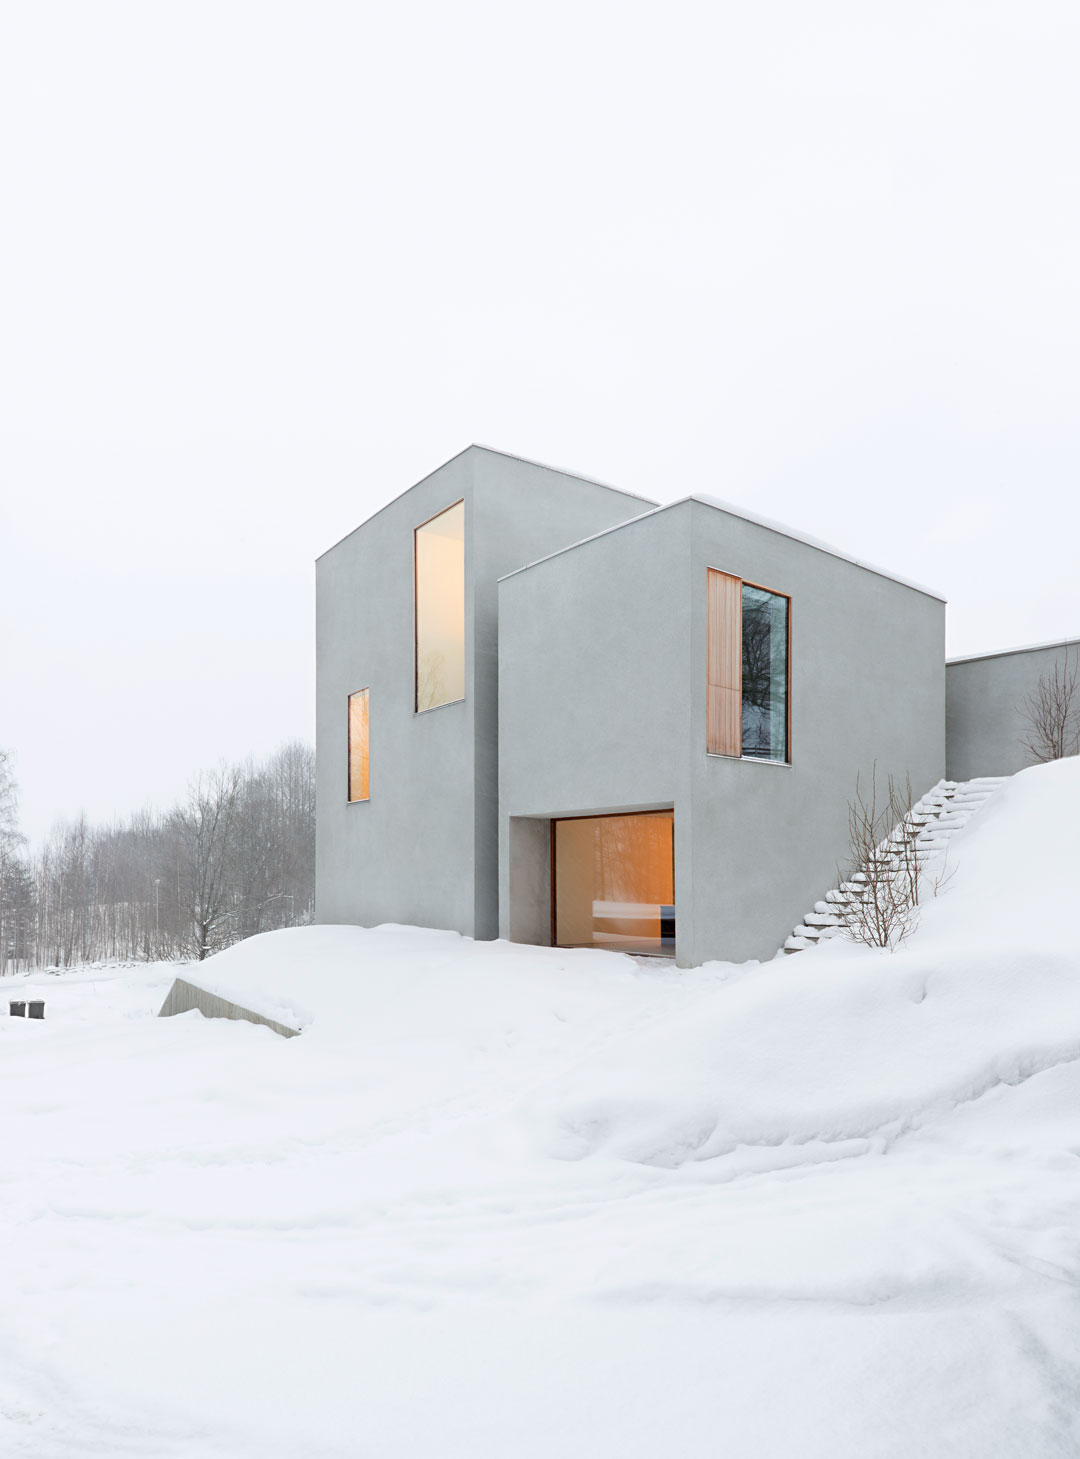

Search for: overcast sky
xmin=2 ymin=1 xmax=1079 ymax=843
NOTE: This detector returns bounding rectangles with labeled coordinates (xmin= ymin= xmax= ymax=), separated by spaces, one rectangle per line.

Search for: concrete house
xmin=315 ymin=446 xmax=1066 ymax=967
xmin=315 ymin=448 xmax=655 ymax=943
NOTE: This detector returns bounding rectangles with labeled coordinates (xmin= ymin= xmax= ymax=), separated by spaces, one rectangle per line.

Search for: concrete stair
xmin=782 ymin=776 xmax=1008 ymax=954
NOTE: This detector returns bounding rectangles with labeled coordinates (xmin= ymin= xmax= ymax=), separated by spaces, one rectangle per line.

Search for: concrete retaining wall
xmin=946 ymin=639 xmax=1080 ymax=780
xmin=158 ymin=977 xmax=302 ymax=1038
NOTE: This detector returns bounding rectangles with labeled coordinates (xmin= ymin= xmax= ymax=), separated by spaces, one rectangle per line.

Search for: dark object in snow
xmin=9 ymin=1002 xmax=26 ymax=1017
xmin=28 ymin=1001 xmax=44 ymax=1019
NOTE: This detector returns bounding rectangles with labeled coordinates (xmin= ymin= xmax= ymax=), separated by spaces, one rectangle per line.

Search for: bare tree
xmin=176 ymin=765 xmax=245 ymax=961
xmin=0 ymin=751 xmax=18 ymax=842
xmin=836 ymin=768 xmax=946 ymax=950
xmin=0 ymin=751 xmax=30 ymax=974
xmin=1019 ymin=646 xmax=1080 ymax=764
xmin=11 ymin=742 xmax=314 ymax=970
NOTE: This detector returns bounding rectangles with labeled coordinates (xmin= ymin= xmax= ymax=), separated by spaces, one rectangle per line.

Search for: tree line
xmin=0 ymin=742 xmax=314 ymax=973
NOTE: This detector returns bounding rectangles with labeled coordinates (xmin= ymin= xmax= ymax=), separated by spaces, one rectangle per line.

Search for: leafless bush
xmin=0 ymin=750 xmax=32 ymax=974
xmin=0 ymin=740 xmax=315 ymax=971
xmin=1019 ymin=646 xmax=1080 ymax=764
xmin=837 ymin=768 xmax=950 ymax=950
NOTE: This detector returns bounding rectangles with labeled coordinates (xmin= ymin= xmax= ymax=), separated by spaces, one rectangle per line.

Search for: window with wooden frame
xmin=348 ymin=688 xmax=370 ymax=802
xmin=707 ymin=569 xmax=790 ymax=762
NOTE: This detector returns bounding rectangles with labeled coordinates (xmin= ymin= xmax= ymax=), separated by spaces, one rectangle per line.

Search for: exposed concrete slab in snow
xmin=158 ymin=977 xmax=301 ymax=1038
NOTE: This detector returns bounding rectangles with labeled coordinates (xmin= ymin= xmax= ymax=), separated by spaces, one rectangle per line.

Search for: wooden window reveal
xmin=348 ymin=689 xmax=370 ymax=802
xmin=707 ymin=569 xmax=742 ymax=756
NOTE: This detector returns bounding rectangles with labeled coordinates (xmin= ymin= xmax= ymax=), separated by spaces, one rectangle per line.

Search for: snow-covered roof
xmin=499 ymin=493 xmax=947 ymax=601
xmin=687 ymin=492 xmax=945 ymax=599
xmin=947 ymin=635 xmax=1080 ymax=666
xmin=319 ymin=446 xmax=944 ymax=601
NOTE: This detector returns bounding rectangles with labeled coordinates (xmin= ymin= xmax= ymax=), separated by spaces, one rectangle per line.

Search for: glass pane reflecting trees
xmin=740 ymin=585 xmax=788 ymax=762
xmin=707 ymin=570 xmax=790 ymax=763
xmin=415 ymin=501 xmax=465 ymax=711
xmin=553 ymin=812 xmax=675 ymax=955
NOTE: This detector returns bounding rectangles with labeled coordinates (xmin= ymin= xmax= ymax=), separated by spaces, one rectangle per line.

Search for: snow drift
xmin=2 ymin=759 xmax=1079 ymax=1457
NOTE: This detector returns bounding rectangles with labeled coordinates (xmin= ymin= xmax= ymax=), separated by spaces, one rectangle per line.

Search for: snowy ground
xmin=3 ymin=760 xmax=1080 ymax=1457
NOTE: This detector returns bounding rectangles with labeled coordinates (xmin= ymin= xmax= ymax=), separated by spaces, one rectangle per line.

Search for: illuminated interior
xmin=553 ymin=811 xmax=675 ymax=955
xmin=415 ymin=501 xmax=465 ymax=711
xmin=348 ymin=688 xmax=369 ymax=801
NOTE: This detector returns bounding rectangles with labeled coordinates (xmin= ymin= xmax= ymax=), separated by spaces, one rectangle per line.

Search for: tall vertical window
xmin=348 ymin=689 xmax=369 ymax=802
xmin=707 ymin=569 xmax=789 ymax=763
xmin=552 ymin=812 xmax=675 ymax=956
xmin=415 ymin=500 xmax=465 ymax=712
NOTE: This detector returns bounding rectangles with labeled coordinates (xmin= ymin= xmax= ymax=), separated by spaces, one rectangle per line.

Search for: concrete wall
xmin=946 ymin=639 xmax=1080 ymax=780
xmin=315 ymin=447 xmax=653 ymax=937
xmin=497 ymin=498 xmax=946 ymax=966
xmin=315 ymin=449 xmax=478 ymax=935
xmin=159 ymin=977 xmax=301 ymax=1038
xmin=466 ymin=450 xmax=656 ymax=936
xmin=498 ymin=502 xmax=692 ymax=956
xmin=685 ymin=498 xmax=945 ymax=965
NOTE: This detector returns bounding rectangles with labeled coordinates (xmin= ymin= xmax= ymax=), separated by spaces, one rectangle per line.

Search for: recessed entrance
xmin=552 ymin=811 xmax=675 ymax=956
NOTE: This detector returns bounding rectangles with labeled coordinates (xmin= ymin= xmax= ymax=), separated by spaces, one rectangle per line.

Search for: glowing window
xmin=348 ymin=689 xmax=369 ymax=802
xmin=415 ymin=500 xmax=465 ymax=712
xmin=553 ymin=811 xmax=675 ymax=955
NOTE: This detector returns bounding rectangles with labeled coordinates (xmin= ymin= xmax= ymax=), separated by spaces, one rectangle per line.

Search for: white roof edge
xmin=316 ymin=445 xmax=475 ymax=562
xmin=948 ymin=635 xmax=1080 ymax=666
xmin=688 ymin=493 xmax=947 ymax=600
xmin=317 ymin=445 xmax=658 ymax=563
xmin=499 ymin=493 xmax=947 ymax=601
xmin=470 ymin=444 xmax=659 ymax=507
xmin=498 ymin=501 xmax=677 ymax=583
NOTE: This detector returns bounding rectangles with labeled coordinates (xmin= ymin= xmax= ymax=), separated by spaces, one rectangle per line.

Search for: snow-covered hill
xmin=2 ymin=758 xmax=1079 ymax=1457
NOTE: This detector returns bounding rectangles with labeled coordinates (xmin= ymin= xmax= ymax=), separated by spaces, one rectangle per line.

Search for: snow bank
xmin=2 ymin=759 xmax=1079 ymax=1456
xmin=524 ymin=761 xmax=1080 ymax=1167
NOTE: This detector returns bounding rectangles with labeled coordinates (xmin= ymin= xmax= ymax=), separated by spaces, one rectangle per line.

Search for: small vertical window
xmin=707 ymin=570 xmax=790 ymax=763
xmin=348 ymin=689 xmax=369 ymax=802
xmin=415 ymin=500 xmax=465 ymax=712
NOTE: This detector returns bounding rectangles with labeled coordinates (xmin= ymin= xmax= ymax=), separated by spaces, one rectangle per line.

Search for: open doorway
xmin=552 ymin=811 xmax=675 ymax=956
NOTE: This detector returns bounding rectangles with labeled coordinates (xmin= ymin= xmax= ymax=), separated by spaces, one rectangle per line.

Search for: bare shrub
xmin=1019 ymin=646 xmax=1080 ymax=764
xmin=837 ymin=768 xmax=950 ymax=951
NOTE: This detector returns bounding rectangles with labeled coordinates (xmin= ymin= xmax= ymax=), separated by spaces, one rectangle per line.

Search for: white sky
xmin=2 ymin=1 xmax=1079 ymax=844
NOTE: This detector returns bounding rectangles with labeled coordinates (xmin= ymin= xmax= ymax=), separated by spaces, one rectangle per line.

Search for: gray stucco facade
xmin=946 ymin=639 xmax=1080 ymax=781
xmin=497 ymin=497 xmax=946 ymax=966
xmin=314 ymin=446 xmax=654 ymax=938
xmin=315 ymin=444 xmax=1069 ymax=968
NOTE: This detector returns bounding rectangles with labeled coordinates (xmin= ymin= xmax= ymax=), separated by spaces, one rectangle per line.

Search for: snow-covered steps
xmin=782 ymin=776 xmax=1009 ymax=954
